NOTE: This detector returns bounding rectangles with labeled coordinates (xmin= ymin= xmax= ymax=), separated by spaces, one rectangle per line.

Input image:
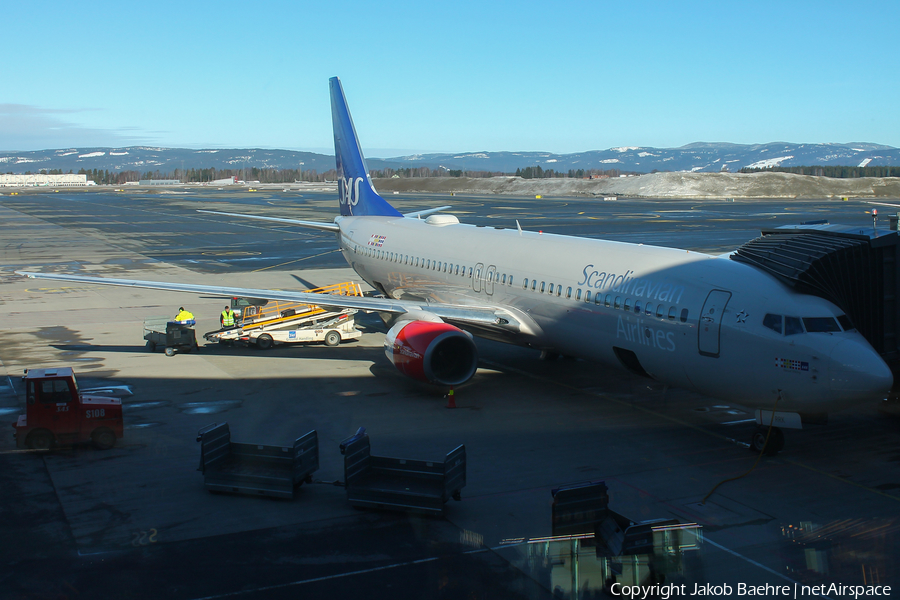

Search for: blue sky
xmin=2 ymin=0 xmax=897 ymax=156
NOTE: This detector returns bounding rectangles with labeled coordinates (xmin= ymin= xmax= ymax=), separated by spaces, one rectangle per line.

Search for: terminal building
xmin=138 ymin=179 xmax=182 ymax=186
xmin=0 ymin=174 xmax=92 ymax=187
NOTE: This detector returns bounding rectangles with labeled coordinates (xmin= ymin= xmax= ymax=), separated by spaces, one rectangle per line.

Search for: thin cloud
xmin=0 ymin=104 xmax=151 ymax=151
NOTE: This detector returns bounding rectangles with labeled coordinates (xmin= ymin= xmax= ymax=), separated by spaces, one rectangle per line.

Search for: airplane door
xmin=698 ymin=290 xmax=731 ymax=358
xmin=484 ymin=265 xmax=496 ymax=296
xmin=472 ymin=262 xmax=484 ymax=293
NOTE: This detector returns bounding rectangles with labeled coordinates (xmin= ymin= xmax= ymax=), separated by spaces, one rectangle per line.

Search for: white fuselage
xmin=334 ymin=213 xmax=893 ymax=413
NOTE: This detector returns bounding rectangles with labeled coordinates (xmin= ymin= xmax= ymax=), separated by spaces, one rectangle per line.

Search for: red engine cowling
xmin=384 ymin=320 xmax=478 ymax=386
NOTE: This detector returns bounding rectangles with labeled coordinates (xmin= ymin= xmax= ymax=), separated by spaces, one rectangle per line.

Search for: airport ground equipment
xmin=339 ymin=427 xmax=466 ymax=514
xmin=196 ymin=422 xmax=318 ymax=499
xmin=144 ymin=317 xmax=198 ymax=356
xmin=245 ymin=312 xmax=361 ymax=349
xmin=12 ymin=367 xmax=123 ymax=450
xmin=527 ymin=481 xmax=703 ymax=596
xmin=204 ymin=282 xmax=364 ymax=348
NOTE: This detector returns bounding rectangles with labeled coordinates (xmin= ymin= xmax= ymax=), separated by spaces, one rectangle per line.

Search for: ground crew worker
xmin=174 ymin=307 xmax=194 ymax=322
xmin=220 ymin=306 xmax=235 ymax=329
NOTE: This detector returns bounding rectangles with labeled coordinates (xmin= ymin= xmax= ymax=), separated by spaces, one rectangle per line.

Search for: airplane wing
xmin=15 ymin=271 xmax=525 ymax=330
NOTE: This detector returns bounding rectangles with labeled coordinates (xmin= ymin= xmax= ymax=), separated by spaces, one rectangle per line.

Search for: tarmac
xmin=1 ymin=188 xmax=898 ymax=599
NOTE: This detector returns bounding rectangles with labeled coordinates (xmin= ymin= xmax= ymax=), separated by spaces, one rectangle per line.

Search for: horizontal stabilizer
xmin=197 ymin=210 xmax=339 ymax=232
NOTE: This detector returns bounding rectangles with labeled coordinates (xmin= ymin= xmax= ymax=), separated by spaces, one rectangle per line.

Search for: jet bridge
xmin=730 ymin=222 xmax=900 ymax=362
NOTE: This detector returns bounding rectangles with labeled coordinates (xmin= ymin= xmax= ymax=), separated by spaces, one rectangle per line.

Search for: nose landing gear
xmin=750 ymin=425 xmax=785 ymax=456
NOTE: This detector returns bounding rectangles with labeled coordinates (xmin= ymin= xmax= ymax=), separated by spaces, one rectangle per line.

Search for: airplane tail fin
xmin=330 ymin=77 xmax=402 ymax=217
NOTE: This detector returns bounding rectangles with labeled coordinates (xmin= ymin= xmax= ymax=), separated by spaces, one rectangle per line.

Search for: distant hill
xmin=1 ymin=142 xmax=898 ymax=175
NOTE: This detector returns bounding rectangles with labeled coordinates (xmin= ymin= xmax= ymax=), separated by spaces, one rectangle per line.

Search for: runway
xmin=1 ymin=188 xmax=897 ymax=599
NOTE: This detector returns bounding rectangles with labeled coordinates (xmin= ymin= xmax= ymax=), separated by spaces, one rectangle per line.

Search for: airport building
xmin=0 ymin=173 xmax=92 ymax=187
xmin=138 ymin=179 xmax=182 ymax=186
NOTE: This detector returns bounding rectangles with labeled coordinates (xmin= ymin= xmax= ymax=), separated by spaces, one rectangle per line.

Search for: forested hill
xmin=1 ymin=142 xmax=899 ymax=177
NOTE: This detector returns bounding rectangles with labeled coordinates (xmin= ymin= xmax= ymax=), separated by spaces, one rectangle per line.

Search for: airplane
xmin=18 ymin=77 xmax=894 ymax=455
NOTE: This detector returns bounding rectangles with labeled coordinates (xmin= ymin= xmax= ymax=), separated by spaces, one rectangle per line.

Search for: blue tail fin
xmin=330 ymin=77 xmax=402 ymax=217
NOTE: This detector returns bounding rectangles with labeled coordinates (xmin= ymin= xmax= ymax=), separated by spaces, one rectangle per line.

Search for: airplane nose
xmin=829 ymin=339 xmax=893 ymax=399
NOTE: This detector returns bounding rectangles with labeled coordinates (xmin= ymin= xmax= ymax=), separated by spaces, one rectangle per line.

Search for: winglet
xmin=330 ymin=77 xmax=402 ymax=218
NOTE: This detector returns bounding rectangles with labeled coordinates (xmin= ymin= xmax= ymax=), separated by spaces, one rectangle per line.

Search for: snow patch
xmin=57 ymin=151 xmax=77 ymax=156
xmin=109 ymin=151 xmax=129 ymax=156
xmin=545 ymin=159 xmax=557 ymax=163
xmin=195 ymin=150 xmax=219 ymax=153
xmin=611 ymin=146 xmax=640 ymax=152
xmin=637 ymin=152 xmax=657 ymax=158
xmin=745 ymin=156 xmax=793 ymax=169
xmin=452 ymin=153 xmax=489 ymax=159
xmin=858 ymin=158 xmax=872 ymax=168
xmin=599 ymin=158 xmax=621 ymax=164
xmin=78 ymin=151 xmax=105 ymax=158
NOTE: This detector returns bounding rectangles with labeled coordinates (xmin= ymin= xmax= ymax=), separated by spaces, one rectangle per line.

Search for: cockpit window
xmin=837 ymin=314 xmax=855 ymax=331
xmin=784 ymin=316 xmax=804 ymax=336
xmin=803 ymin=317 xmax=841 ymax=333
xmin=763 ymin=313 xmax=783 ymax=334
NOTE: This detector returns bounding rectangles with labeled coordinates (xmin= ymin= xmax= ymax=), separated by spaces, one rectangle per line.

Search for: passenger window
xmin=508 ymin=276 xmax=513 ymax=286
xmin=655 ymin=305 xmax=664 ymax=318
xmin=634 ymin=300 xmax=641 ymax=314
xmin=426 ymin=259 xmax=431 ymax=268
xmin=645 ymin=303 xmax=653 ymax=316
xmin=524 ymin=278 xmax=529 ymax=289
xmin=531 ymin=280 xmax=537 ymax=290
xmin=584 ymin=290 xmax=590 ymax=302
xmin=803 ymin=317 xmax=841 ymax=333
xmin=548 ymin=283 xmax=554 ymax=294
xmin=680 ymin=308 xmax=689 ymax=323
xmin=614 ymin=296 xmax=621 ymax=309
xmin=785 ymin=316 xmax=804 ymax=335
xmin=575 ymin=289 xmax=582 ymax=301
xmin=501 ymin=274 xmax=506 ymax=284
xmin=763 ymin=313 xmax=783 ymax=334
xmin=624 ymin=299 xmax=632 ymax=312
xmin=540 ymin=282 xmax=546 ymax=293
xmin=468 ymin=267 xmax=473 ymax=277
xmin=444 ymin=263 xmax=448 ymax=273
xmin=668 ymin=307 xmax=676 ymax=320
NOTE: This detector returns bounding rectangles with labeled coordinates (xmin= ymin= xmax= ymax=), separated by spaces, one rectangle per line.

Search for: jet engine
xmin=384 ymin=320 xmax=478 ymax=386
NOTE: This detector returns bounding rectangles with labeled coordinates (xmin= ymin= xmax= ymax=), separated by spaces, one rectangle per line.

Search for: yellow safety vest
xmin=175 ymin=310 xmax=194 ymax=321
xmin=221 ymin=310 xmax=235 ymax=327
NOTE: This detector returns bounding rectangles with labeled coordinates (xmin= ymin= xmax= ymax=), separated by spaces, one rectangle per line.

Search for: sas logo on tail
xmin=340 ymin=176 xmax=363 ymax=207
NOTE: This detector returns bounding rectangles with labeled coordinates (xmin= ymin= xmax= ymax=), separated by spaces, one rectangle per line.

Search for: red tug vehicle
xmin=12 ymin=367 xmax=124 ymax=450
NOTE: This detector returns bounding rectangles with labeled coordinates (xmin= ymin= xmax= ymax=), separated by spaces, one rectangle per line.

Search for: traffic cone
xmin=446 ymin=387 xmax=456 ymax=409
